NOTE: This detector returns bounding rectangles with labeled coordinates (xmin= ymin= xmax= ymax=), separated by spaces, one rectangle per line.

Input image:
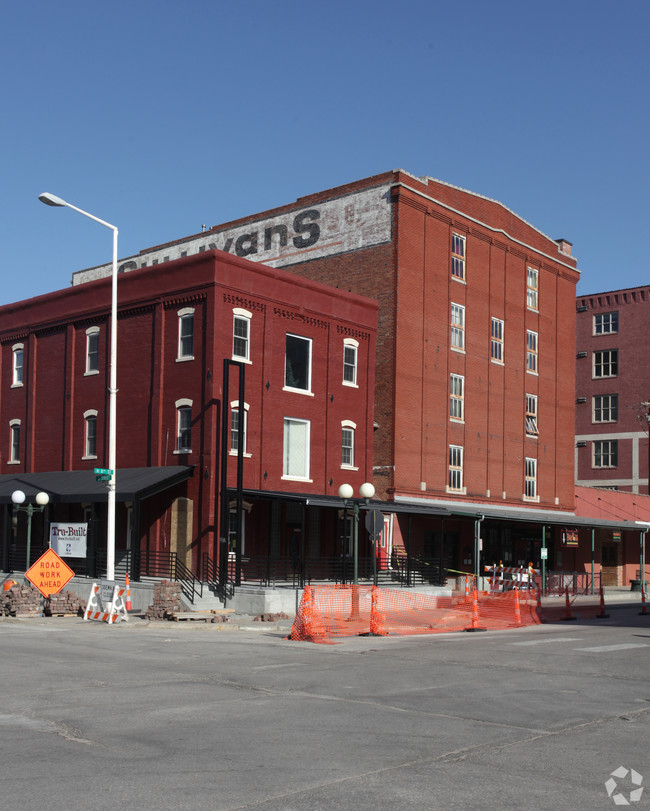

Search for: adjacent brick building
xmin=0 ymin=250 xmax=378 ymax=579
xmin=575 ymin=285 xmax=650 ymax=493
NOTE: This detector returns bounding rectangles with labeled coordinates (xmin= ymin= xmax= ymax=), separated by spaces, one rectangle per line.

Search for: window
xmin=594 ymin=312 xmax=618 ymax=335
xmin=9 ymin=421 xmax=20 ymax=463
xmin=85 ymin=328 xmax=100 ymax=374
xmin=448 ymin=445 xmax=463 ymax=491
xmin=593 ymin=440 xmax=618 ymax=468
xmin=84 ymin=410 xmax=98 ymax=458
xmin=450 ymin=374 xmax=464 ymax=421
xmin=233 ymin=309 xmax=251 ymax=361
xmin=178 ymin=308 xmax=194 ymax=360
xmin=285 ymin=334 xmax=312 ymax=392
xmin=283 ymin=417 xmax=310 ymax=479
xmin=451 ymin=233 xmax=465 ymax=281
xmin=593 ymin=394 xmax=618 ymax=423
xmin=491 ymin=318 xmax=504 ymax=363
xmin=593 ymin=349 xmax=618 ymax=378
xmin=175 ymin=399 xmax=192 ymax=452
xmin=341 ymin=421 xmax=356 ymax=468
xmin=526 ymin=394 xmax=538 ymax=437
xmin=450 ymin=303 xmax=465 ymax=351
xmin=526 ymin=330 xmax=538 ymax=373
xmin=230 ymin=402 xmax=248 ymax=454
xmin=228 ymin=506 xmax=246 ymax=555
xmin=524 ymin=458 xmax=537 ymax=499
xmin=12 ymin=344 xmax=23 ymax=386
xmin=526 ymin=267 xmax=539 ymax=310
xmin=343 ymin=339 xmax=358 ymax=386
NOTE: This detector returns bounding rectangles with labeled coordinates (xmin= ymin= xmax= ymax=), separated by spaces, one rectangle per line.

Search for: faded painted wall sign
xmin=72 ymin=184 xmax=393 ymax=285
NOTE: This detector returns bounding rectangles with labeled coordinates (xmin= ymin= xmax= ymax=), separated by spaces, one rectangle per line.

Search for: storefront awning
xmin=0 ymin=466 xmax=194 ymax=504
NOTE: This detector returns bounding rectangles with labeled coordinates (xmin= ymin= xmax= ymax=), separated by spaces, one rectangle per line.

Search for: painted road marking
xmin=576 ymin=644 xmax=650 ymax=652
xmin=510 ymin=637 xmax=582 ymax=646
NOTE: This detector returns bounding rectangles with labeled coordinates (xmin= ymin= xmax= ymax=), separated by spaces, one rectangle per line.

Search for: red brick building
xmin=75 ymin=170 xmax=595 ymax=579
xmin=0 ymin=250 xmax=378 ymax=583
xmin=575 ymin=285 xmax=650 ymax=493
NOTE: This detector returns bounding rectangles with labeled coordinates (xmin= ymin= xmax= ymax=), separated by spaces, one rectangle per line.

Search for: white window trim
xmin=451 ymin=233 xmax=466 ymax=283
xmin=11 ymin=343 xmax=24 ymax=388
xmin=593 ymin=311 xmax=618 ymax=336
xmin=526 ymin=267 xmax=539 ymax=312
xmin=177 ymin=307 xmax=195 ymax=362
xmin=84 ymin=327 xmax=100 ymax=376
xmin=229 ymin=400 xmax=252 ymax=457
xmin=523 ymin=457 xmax=539 ymax=502
xmin=450 ymin=303 xmax=465 ymax=354
xmin=526 ymin=330 xmax=538 ymax=376
xmin=82 ymin=409 xmax=98 ymax=460
xmin=8 ymin=418 xmax=20 ymax=464
xmin=592 ymin=394 xmax=618 ymax=424
xmin=491 ymin=317 xmax=504 ymax=365
xmin=525 ymin=394 xmax=538 ymax=438
xmin=284 ymin=334 xmax=314 ymax=395
xmin=446 ymin=445 xmax=466 ymax=494
xmin=592 ymin=349 xmax=618 ymax=379
xmin=174 ymin=398 xmax=193 ymax=454
xmin=232 ymin=308 xmax=252 ymax=364
xmin=282 ymin=416 xmax=312 ymax=482
xmin=592 ymin=439 xmax=618 ymax=469
xmin=449 ymin=373 xmax=464 ymax=423
xmin=342 ymin=338 xmax=359 ymax=388
xmin=341 ymin=419 xmax=358 ymax=470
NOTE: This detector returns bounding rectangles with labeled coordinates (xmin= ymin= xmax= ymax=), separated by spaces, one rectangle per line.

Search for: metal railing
xmin=543 ymin=571 xmax=599 ymax=596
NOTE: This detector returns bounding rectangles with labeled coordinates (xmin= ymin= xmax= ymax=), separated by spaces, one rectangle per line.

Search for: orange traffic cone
xmin=640 ymin=590 xmax=647 ymax=616
xmin=513 ymin=586 xmax=522 ymax=626
xmin=465 ymin=587 xmax=486 ymax=632
xmin=562 ymin=585 xmax=577 ymax=621
xmin=125 ymin=573 xmax=132 ymax=612
xmin=596 ymin=585 xmax=609 ymax=619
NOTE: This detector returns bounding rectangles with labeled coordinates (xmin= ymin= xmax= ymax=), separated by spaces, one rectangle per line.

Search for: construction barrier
xmin=485 ymin=563 xmax=539 ymax=593
xmin=289 ymin=584 xmax=542 ymax=643
xmin=84 ymin=582 xmax=129 ymax=625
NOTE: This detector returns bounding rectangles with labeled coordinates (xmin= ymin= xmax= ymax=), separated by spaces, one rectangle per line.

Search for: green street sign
xmin=93 ymin=468 xmax=113 ymax=476
xmin=95 ymin=474 xmax=111 ymax=482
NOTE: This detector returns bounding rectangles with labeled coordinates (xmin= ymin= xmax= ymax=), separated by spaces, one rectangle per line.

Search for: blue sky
xmin=2 ymin=0 xmax=648 ymax=305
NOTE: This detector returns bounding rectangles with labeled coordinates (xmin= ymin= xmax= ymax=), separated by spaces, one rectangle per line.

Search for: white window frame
xmin=282 ymin=417 xmax=311 ymax=481
xmin=451 ymin=233 xmax=466 ymax=282
xmin=593 ymin=440 xmax=618 ymax=468
xmin=9 ymin=419 xmax=20 ymax=464
xmin=343 ymin=339 xmax=358 ymax=387
xmin=284 ymin=334 xmax=312 ymax=394
xmin=177 ymin=308 xmax=194 ymax=361
xmin=12 ymin=344 xmax=23 ymax=387
xmin=491 ymin=317 xmax=504 ymax=364
xmin=449 ymin=374 xmax=464 ymax=422
xmin=447 ymin=445 xmax=464 ymax=493
xmin=525 ymin=394 xmax=538 ymax=437
xmin=593 ymin=311 xmax=618 ymax=335
xmin=450 ymin=303 xmax=465 ymax=352
xmin=232 ymin=308 xmax=252 ymax=363
xmin=593 ymin=349 xmax=618 ymax=378
xmin=526 ymin=267 xmax=539 ymax=311
xmin=526 ymin=330 xmax=538 ymax=374
xmin=524 ymin=457 xmax=538 ymax=501
xmin=341 ymin=420 xmax=357 ymax=469
xmin=85 ymin=328 xmax=100 ymax=375
xmin=230 ymin=401 xmax=251 ymax=456
xmin=174 ymin=398 xmax=193 ymax=453
xmin=83 ymin=409 xmax=98 ymax=459
xmin=593 ymin=394 xmax=618 ymax=423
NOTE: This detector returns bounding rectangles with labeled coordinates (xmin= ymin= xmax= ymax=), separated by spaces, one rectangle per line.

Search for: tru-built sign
xmin=72 ymin=184 xmax=393 ymax=286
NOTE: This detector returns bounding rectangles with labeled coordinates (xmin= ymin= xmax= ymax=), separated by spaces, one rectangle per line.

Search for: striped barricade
xmin=84 ymin=582 xmax=129 ymax=624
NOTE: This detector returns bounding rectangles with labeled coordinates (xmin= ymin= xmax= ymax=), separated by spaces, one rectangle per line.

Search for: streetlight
xmin=12 ymin=490 xmax=49 ymax=571
xmin=39 ymin=192 xmax=118 ymax=581
xmin=338 ymin=482 xmax=375 ymax=584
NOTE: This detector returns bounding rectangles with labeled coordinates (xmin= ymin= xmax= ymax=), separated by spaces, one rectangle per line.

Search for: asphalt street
xmin=0 ymin=604 xmax=648 ymax=810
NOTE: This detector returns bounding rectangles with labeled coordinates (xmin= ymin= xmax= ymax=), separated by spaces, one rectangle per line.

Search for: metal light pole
xmin=12 ymin=490 xmax=49 ymax=571
xmin=338 ymin=482 xmax=375 ymax=584
xmin=39 ymin=192 xmax=118 ymax=581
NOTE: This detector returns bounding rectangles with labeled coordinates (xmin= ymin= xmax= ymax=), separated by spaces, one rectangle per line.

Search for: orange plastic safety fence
xmin=289 ymin=585 xmax=542 ymax=643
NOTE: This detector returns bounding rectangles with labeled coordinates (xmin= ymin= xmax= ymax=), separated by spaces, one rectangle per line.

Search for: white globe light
xmin=338 ymin=483 xmax=353 ymax=500
xmin=360 ymin=482 xmax=376 ymax=500
xmin=11 ymin=490 xmax=26 ymax=505
xmin=35 ymin=492 xmax=49 ymax=507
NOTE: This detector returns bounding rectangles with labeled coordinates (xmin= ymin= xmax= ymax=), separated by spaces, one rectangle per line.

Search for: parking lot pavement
xmin=0 ymin=605 xmax=648 ymax=810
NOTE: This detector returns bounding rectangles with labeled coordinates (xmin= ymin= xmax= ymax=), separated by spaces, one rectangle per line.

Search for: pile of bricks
xmin=45 ymin=589 xmax=85 ymax=616
xmin=253 ymin=612 xmax=291 ymax=622
xmin=144 ymin=580 xmax=186 ymax=620
xmin=1 ymin=583 xmax=43 ymax=617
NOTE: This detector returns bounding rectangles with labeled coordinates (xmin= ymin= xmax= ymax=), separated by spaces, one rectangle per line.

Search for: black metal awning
xmin=0 ymin=466 xmax=194 ymax=504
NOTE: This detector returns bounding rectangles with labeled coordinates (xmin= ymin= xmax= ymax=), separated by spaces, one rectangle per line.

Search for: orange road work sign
xmin=25 ymin=549 xmax=75 ymax=598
